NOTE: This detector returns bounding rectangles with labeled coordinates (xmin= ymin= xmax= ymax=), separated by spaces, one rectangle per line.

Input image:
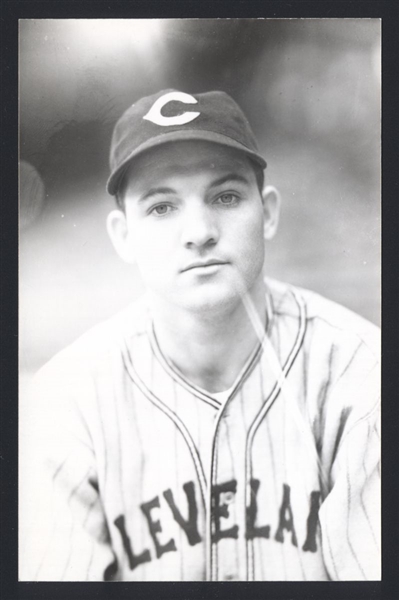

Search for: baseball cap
xmin=107 ymin=89 xmax=267 ymax=196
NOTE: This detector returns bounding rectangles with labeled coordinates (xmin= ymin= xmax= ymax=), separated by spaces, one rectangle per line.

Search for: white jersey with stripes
xmin=19 ymin=278 xmax=381 ymax=581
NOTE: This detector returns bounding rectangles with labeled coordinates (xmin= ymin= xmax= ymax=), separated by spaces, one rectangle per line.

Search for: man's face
xmin=119 ymin=140 xmax=267 ymax=313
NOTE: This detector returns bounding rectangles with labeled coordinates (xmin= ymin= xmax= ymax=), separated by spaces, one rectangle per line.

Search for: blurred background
xmin=19 ymin=19 xmax=381 ymax=395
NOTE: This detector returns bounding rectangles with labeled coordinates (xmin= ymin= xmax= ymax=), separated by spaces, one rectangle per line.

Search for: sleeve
xmin=318 ymin=337 xmax=381 ymax=580
xmin=19 ymin=360 xmax=118 ymax=581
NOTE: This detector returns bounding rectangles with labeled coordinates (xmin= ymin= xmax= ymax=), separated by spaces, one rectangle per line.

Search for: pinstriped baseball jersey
xmin=19 ymin=278 xmax=381 ymax=581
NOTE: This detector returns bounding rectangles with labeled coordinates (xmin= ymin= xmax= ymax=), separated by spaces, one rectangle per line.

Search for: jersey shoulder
xmin=33 ymin=294 xmax=150 ymax=388
xmin=265 ymin=277 xmax=380 ymax=359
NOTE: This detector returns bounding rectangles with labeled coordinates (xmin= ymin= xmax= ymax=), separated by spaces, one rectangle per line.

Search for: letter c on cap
xmin=143 ymin=92 xmax=200 ymax=126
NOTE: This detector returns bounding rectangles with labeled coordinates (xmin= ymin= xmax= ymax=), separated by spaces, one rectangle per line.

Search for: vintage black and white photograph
xmin=19 ymin=18 xmax=381 ymax=582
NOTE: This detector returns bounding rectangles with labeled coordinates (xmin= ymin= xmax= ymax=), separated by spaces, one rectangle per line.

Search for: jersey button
xmin=224 ymin=491 xmax=234 ymax=504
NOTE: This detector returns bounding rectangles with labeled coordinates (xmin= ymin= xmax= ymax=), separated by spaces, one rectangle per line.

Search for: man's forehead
xmin=126 ymin=140 xmax=254 ymax=181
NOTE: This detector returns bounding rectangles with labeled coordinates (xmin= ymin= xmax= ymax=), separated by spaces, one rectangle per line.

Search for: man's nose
xmin=181 ymin=203 xmax=219 ymax=249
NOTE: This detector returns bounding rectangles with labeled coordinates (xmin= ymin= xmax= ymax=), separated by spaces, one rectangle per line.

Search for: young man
xmin=19 ymin=90 xmax=380 ymax=581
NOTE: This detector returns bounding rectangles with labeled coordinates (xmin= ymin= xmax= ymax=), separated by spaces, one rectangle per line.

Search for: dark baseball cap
xmin=107 ymin=89 xmax=267 ymax=196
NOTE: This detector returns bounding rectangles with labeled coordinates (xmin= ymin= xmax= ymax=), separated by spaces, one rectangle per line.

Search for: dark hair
xmin=253 ymin=164 xmax=265 ymax=196
xmin=114 ymin=159 xmax=265 ymax=211
xmin=115 ymin=174 xmax=128 ymax=211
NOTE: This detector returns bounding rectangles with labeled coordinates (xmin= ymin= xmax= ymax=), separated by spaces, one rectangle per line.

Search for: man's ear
xmin=106 ymin=210 xmax=136 ymax=264
xmin=262 ymin=185 xmax=280 ymax=241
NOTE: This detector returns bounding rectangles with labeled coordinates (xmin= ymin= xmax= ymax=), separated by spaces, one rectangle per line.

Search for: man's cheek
xmin=133 ymin=235 xmax=159 ymax=261
xmin=239 ymin=225 xmax=265 ymax=258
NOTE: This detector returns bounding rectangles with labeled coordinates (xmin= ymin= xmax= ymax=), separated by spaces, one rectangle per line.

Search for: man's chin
xmin=173 ymin=286 xmax=248 ymax=315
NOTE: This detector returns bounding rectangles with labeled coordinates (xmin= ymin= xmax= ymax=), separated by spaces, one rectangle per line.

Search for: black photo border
xmin=1 ymin=1 xmax=398 ymax=599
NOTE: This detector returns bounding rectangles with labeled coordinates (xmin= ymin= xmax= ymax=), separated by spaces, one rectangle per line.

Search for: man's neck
xmin=149 ymin=283 xmax=267 ymax=394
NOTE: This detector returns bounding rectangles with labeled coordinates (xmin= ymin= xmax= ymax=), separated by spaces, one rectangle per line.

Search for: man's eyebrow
xmin=137 ymin=174 xmax=249 ymax=202
xmin=209 ymin=173 xmax=250 ymax=188
xmin=138 ymin=187 xmax=177 ymax=203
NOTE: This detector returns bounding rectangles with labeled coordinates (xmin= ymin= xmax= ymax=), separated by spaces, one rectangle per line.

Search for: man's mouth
xmin=181 ymin=259 xmax=228 ymax=273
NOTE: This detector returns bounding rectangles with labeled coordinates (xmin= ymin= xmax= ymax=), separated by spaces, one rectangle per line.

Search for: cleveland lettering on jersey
xmin=212 ymin=480 xmax=239 ymax=541
xmin=275 ymin=483 xmax=298 ymax=546
xmin=114 ymin=514 xmax=151 ymax=570
xmin=141 ymin=496 xmax=178 ymax=558
xmin=246 ymin=478 xmax=271 ymax=539
xmin=163 ymin=481 xmax=202 ymax=546
xmin=114 ymin=479 xmax=321 ymax=570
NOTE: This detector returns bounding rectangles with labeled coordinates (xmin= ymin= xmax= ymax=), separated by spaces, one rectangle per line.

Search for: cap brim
xmin=106 ymin=129 xmax=267 ymax=196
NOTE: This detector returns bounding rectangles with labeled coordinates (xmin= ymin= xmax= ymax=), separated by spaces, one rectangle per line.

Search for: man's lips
xmin=181 ymin=260 xmax=228 ymax=273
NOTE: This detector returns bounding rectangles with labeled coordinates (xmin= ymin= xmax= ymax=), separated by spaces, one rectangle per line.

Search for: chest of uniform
xmin=99 ymin=377 xmax=326 ymax=580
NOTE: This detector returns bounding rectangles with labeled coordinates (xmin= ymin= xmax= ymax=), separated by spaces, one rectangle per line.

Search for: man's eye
xmin=150 ymin=204 xmax=172 ymax=216
xmin=217 ymin=193 xmax=239 ymax=205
